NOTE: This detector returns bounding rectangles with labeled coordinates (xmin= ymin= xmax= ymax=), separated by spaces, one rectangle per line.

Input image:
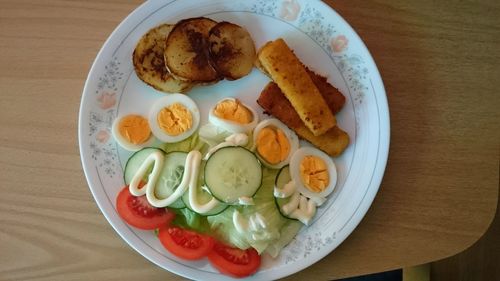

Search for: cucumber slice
xmin=275 ymin=197 xmax=297 ymax=220
xmin=274 ymin=165 xmax=297 ymax=220
xmin=124 ymin=148 xmax=189 ymax=208
xmin=155 ymin=151 xmax=188 ymax=200
xmin=124 ymin=147 xmax=165 ymax=184
xmin=204 ymin=146 xmax=262 ymax=204
xmin=275 ymin=165 xmax=291 ymax=191
xmin=182 ymin=160 xmax=227 ymax=215
xmin=182 ymin=186 xmax=228 ymax=216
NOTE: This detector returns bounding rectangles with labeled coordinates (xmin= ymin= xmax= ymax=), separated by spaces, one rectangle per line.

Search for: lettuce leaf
xmin=199 ymin=123 xmax=254 ymax=150
xmin=161 ymin=133 xmax=299 ymax=257
xmin=161 ymin=133 xmax=206 ymax=154
xmin=264 ymin=220 xmax=303 ymax=258
xmin=170 ymin=208 xmax=211 ymax=234
xmin=207 ymin=168 xmax=290 ymax=254
xmin=199 ymin=124 xmax=232 ymax=147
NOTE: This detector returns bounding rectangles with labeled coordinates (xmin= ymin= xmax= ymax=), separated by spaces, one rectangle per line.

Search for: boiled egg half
xmin=253 ymin=118 xmax=299 ymax=169
xmin=112 ymin=114 xmax=154 ymax=151
xmin=289 ymin=146 xmax=337 ymax=200
xmin=149 ymin=94 xmax=200 ymax=143
xmin=208 ymin=98 xmax=258 ymax=133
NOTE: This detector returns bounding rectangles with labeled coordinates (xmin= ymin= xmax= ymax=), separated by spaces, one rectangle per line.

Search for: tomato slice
xmin=116 ymin=186 xmax=175 ymax=230
xmin=158 ymin=226 xmax=214 ymax=260
xmin=207 ymin=242 xmax=261 ymax=278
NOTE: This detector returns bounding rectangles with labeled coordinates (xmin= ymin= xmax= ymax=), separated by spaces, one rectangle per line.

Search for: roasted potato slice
xmin=164 ymin=17 xmax=220 ymax=82
xmin=208 ymin=22 xmax=256 ymax=80
xmin=132 ymin=24 xmax=194 ymax=93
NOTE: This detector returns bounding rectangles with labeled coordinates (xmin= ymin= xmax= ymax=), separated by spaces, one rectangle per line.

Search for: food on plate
xmin=133 ymin=18 xmax=257 ymax=93
xmin=257 ymin=82 xmax=350 ymax=156
xmin=213 ymin=98 xmax=252 ymax=124
xmin=289 ymin=147 xmax=337 ymax=199
xmin=256 ymin=59 xmax=346 ymax=115
xmin=208 ymin=22 xmax=256 ymax=80
xmin=158 ymin=225 xmax=214 ymax=260
xmin=208 ymin=98 xmax=258 ymax=133
xmin=207 ymin=241 xmax=261 ymax=278
xmin=148 ymin=94 xmax=200 ymax=143
xmin=164 ymin=17 xmax=220 ymax=82
xmin=204 ymin=146 xmax=262 ymax=204
xmin=111 ymin=114 xmax=154 ymax=151
xmin=299 ymin=155 xmax=329 ymax=193
xmin=116 ymin=130 xmax=319 ymax=276
xmin=252 ymin=118 xmax=299 ymax=169
xmin=124 ymin=147 xmax=189 ymax=209
xmin=158 ymin=103 xmax=193 ymax=136
xmin=256 ymin=38 xmax=336 ymax=136
xmin=119 ymin=21 xmax=349 ymax=277
xmin=273 ymin=165 xmax=319 ymax=225
xmin=116 ymin=185 xmax=176 ymax=230
xmin=294 ymin=125 xmax=349 ymax=157
xmin=306 ymin=68 xmax=346 ymax=114
xmin=274 ymin=147 xmax=337 ymax=225
xmin=181 ymin=178 xmax=229 ymax=216
xmin=132 ymin=24 xmax=194 ymax=93
xmin=207 ymin=167 xmax=300 ymax=255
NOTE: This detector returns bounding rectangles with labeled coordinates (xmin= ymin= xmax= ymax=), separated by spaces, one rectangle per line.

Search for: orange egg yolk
xmin=157 ymin=103 xmax=193 ymax=136
xmin=256 ymin=126 xmax=290 ymax=164
xmin=299 ymin=156 xmax=330 ymax=193
xmin=118 ymin=115 xmax=151 ymax=145
xmin=213 ymin=99 xmax=253 ymax=124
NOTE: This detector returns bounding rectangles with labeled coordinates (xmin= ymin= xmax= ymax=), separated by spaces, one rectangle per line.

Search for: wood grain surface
xmin=0 ymin=0 xmax=498 ymax=280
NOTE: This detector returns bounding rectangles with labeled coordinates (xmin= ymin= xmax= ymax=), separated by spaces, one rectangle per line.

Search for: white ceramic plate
xmin=79 ymin=0 xmax=390 ymax=280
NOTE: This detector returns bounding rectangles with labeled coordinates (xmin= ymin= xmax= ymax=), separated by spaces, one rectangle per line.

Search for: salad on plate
xmin=111 ymin=16 xmax=349 ymax=278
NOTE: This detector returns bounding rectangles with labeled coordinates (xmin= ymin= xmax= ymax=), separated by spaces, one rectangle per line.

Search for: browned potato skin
xmin=164 ymin=17 xmax=221 ymax=83
xmin=208 ymin=22 xmax=256 ymax=80
xmin=132 ymin=23 xmax=194 ymax=93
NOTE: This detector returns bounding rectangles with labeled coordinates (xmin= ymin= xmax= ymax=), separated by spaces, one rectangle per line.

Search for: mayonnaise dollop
xmin=233 ymin=210 xmax=279 ymax=241
xmin=274 ymin=180 xmax=296 ymax=198
xmin=289 ymin=195 xmax=317 ymax=225
xmin=275 ymin=180 xmax=319 ymax=225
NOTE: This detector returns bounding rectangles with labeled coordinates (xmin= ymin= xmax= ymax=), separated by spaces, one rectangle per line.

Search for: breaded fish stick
xmin=257 ymin=82 xmax=349 ymax=157
xmin=257 ymin=39 xmax=336 ymax=136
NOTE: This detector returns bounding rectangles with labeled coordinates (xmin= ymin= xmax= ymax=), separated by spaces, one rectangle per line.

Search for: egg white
xmin=148 ymin=94 xmax=200 ymax=143
xmin=289 ymin=146 xmax=337 ymax=200
xmin=252 ymin=118 xmax=299 ymax=169
xmin=111 ymin=114 xmax=155 ymax=151
xmin=208 ymin=98 xmax=258 ymax=134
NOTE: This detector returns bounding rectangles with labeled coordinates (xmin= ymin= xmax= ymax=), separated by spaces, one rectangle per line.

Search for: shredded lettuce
xmin=160 ymin=131 xmax=297 ymax=257
xmin=199 ymin=124 xmax=232 ymax=147
xmin=207 ymin=168 xmax=290 ymax=254
xmin=161 ymin=133 xmax=206 ymax=154
xmin=264 ymin=220 xmax=303 ymax=258
xmin=199 ymin=123 xmax=254 ymax=150
xmin=170 ymin=208 xmax=211 ymax=233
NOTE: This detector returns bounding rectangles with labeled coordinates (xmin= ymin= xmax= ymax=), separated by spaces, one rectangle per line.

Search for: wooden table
xmin=1 ymin=1 xmax=498 ymax=280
